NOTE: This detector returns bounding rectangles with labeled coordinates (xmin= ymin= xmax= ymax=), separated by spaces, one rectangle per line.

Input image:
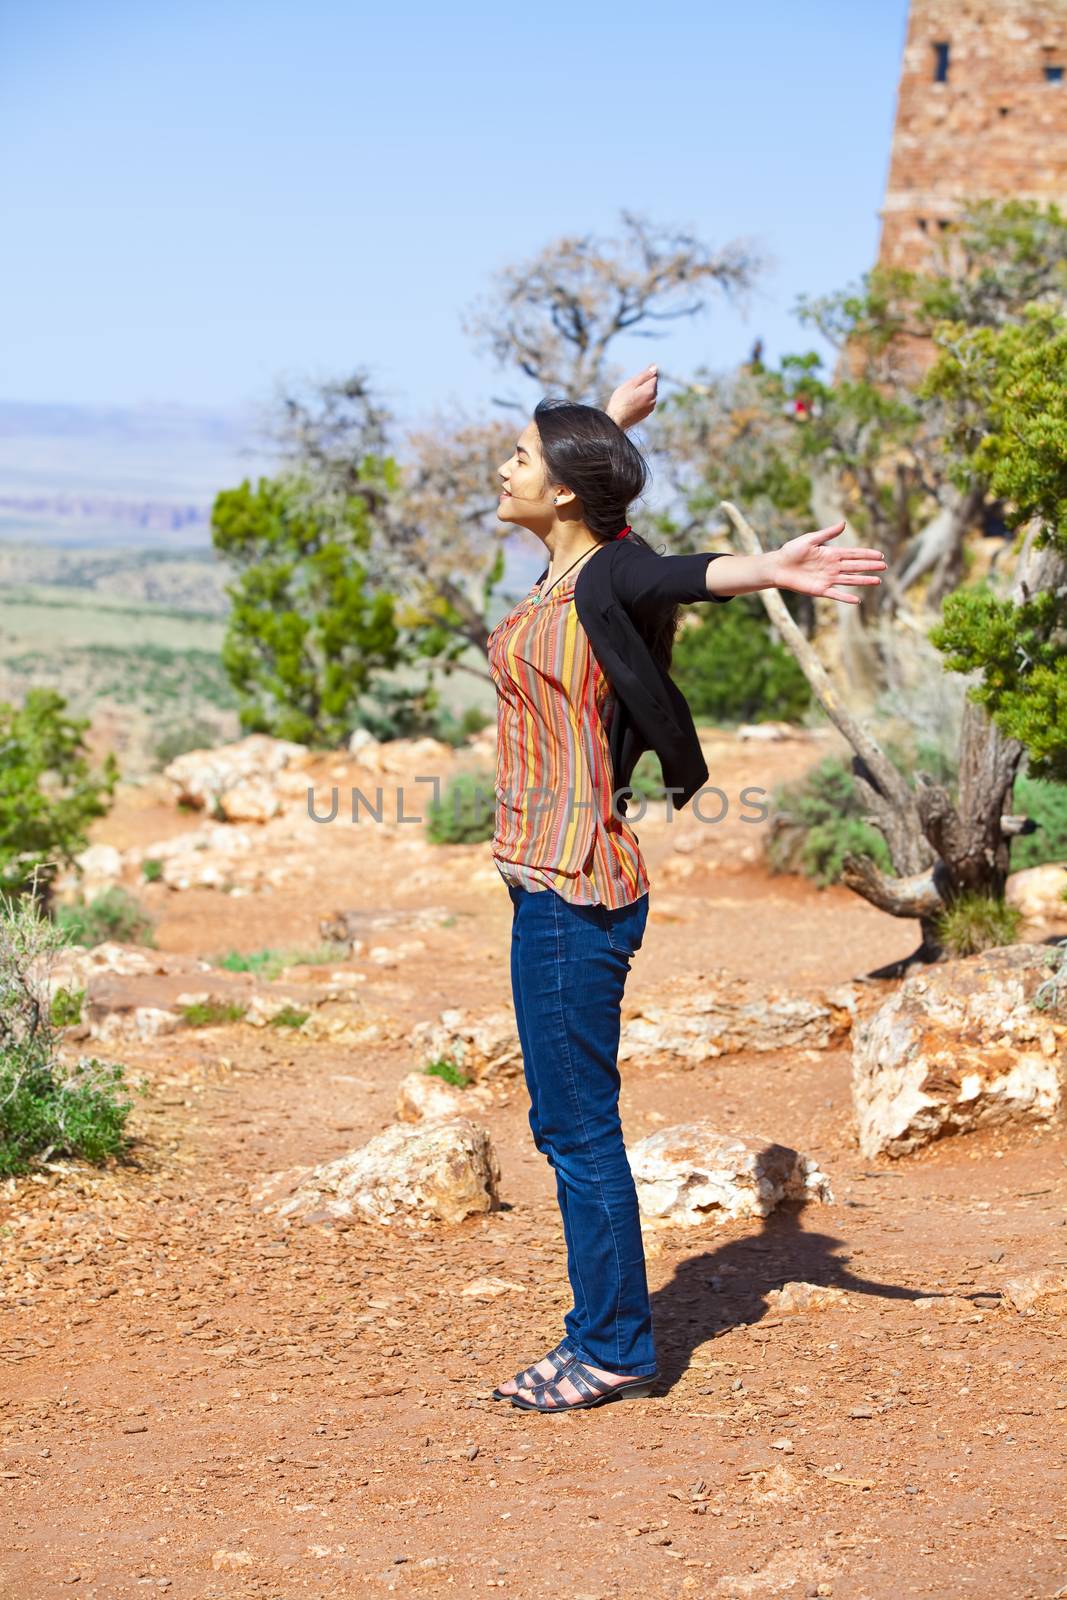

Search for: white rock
xmin=766 ymin=1281 xmax=851 ymax=1315
xmin=164 ymin=734 xmax=310 ymax=822
xmin=251 ymin=1116 xmax=500 ymax=1228
xmin=459 ymin=1276 xmax=526 ymax=1299
xmin=618 ymin=977 xmax=852 ymax=1066
xmin=395 ymin=1072 xmax=467 ymax=1122
xmin=89 ymin=1004 xmax=183 ymax=1044
xmin=1006 ymin=864 xmax=1067 ymax=924
xmin=851 ymin=943 xmax=1067 ymax=1158
xmin=625 ymin=1121 xmax=833 ymax=1229
xmin=72 ymin=842 xmax=124 ymax=882
xmin=1001 ymin=1269 xmax=1067 ymax=1313
xmin=408 ymin=1007 xmax=522 ymax=1083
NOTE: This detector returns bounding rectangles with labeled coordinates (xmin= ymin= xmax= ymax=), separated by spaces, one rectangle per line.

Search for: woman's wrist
xmin=705 ymin=549 xmax=781 ymax=597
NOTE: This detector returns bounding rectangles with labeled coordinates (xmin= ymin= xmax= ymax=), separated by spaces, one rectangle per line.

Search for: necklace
xmin=532 ymin=543 xmax=601 ymax=607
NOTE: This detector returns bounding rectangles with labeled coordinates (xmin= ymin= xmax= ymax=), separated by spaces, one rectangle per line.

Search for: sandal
xmin=491 ymin=1340 xmax=573 ymax=1402
xmin=509 ymin=1355 xmax=656 ymax=1412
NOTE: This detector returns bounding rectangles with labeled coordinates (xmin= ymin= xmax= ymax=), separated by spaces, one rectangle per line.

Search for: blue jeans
xmin=507 ymin=883 xmax=656 ymax=1378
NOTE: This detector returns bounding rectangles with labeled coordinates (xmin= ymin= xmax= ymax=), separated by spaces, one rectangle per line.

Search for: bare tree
xmin=462 ymin=209 xmax=764 ymax=406
xmin=719 ymin=499 xmax=1064 ymax=977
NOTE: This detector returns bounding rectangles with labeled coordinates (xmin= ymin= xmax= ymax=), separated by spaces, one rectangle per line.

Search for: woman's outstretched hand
xmin=770 ymin=521 xmax=887 ymax=603
xmin=605 ymin=364 xmax=659 ymax=430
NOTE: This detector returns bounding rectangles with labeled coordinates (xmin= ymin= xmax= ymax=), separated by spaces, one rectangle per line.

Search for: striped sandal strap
xmin=562 ymin=1361 xmax=605 ymax=1402
xmin=517 ymin=1343 xmax=570 ymax=1389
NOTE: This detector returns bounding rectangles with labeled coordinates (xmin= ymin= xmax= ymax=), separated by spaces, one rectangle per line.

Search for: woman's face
xmin=497 ymin=421 xmax=562 ymax=529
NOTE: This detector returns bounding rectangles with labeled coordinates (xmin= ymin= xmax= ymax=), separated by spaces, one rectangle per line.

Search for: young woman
xmin=486 ymin=368 xmax=886 ymax=1412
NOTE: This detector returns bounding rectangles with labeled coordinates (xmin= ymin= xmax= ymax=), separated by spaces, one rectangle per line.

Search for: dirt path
xmin=3 ymin=741 xmax=1067 ymax=1599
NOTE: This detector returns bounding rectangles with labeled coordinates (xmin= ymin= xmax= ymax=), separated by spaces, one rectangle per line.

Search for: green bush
xmin=179 ymin=999 xmax=248 ymax=1027
xmin=0 ymin=688 xmax=119 ymax=904
xmin=426 ymin=771 xmax=497 ymax=845
xmin=1011 ymin=775 xmax=1067 ymax=870
xmin=432 ymin=704 xmax=492 ymax=748
xmin=268 ymin=1005 xmax=310 ymax=1029
xmin=765 ymin=755 xmax=893 ymax=888
xmin=141 ymin=858 xmax=164 ymax=883
xmin=672 ymin=597 xmax=812 ymax=726
xmin=54 ymin=886 xmax=156 ymax=949
xmin=424 ymin=1056 xmax=470 ymax=1088
xmin=935 ymin=891 xmax=1024 ymax=957
xmin=626 ymin=750 xmax=667 ymax=802
xmin=152 ymin=718 xmax=221 ymax=770
xmin=214 ymin=942 xmax=348 ymax=980
xmin=0 ymin=890 xmax=145 ymax=1177
xmin=50 ymin=986 xmax=85 ymax=1028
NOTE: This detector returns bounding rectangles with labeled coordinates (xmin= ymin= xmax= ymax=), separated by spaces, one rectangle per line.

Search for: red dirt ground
xmin=2 ymin=733 xmax=1066 ymax=1600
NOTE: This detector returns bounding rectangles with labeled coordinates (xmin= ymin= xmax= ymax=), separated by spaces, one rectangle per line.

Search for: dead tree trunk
xmin=718 ymin=500 xmax=1057 ymax=978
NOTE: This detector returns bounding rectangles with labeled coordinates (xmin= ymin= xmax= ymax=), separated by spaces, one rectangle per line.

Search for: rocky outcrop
xmin=618 ymin=975 xmax=858 ymax=1066
xmin=851 ymin=943 xmax=1067 ymax=1158
xmin=1006 ymin=865 xmax=1067 ymax=926
xmin=408 ymin=1008 xmax=523 ymax=1084
xmin=395 ymin=1071 xmax=469 ymax=1122
xmin=163 ymin=734 xmax=313 ymax=822
xmin=625 ymin=1122 xmax=833 ymax=1229
xmin=766 ymin=1281 xmax=852 ymax=1314
xmin=251 ymin=1117 xmax=501 ymax=1228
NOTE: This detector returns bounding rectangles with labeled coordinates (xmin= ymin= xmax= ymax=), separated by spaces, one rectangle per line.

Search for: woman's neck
xmin=542 ymin=524 xmax=602 ymax=581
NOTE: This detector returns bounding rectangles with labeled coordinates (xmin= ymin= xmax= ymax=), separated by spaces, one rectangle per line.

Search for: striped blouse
xmin=486 ymin=572 xmax=650 ymax=908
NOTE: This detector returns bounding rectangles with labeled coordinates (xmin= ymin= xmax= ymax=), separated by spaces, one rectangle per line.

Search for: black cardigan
xmin=532 ymin=535 xmax=733 ymax=816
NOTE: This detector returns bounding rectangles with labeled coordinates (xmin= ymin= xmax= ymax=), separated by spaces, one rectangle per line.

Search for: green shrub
xmin=50 ymin=986 xmax=85 ymax=1028
xmin=0 ymin=890 xmax=145 ymax=1177
xmin=54 ymin=886 xmax=156 ymax=948
xmin=430 ymin=705 xmax=492 ymax=748
xmin=1032 ymin=945 xmax=1067 ymax=1015
xmin=152 ymin=718 xmax=221 ymax=770
xmin=179 ymin=999 xmax=248 ymax=1027
xmin=1011 ymin=775 xmax=1067 ymax=870
xmin=426 ymin=771 xmax=497 ymax=845
xmin=934 ymin=891 xmax=1024 ymax=957
xmin=214 ymin=943 xmax=348 ymax=981
xmin=268 ymin=1005 xmax=310 ymax=1029
xmin=765 ymin=755 xmax=893 ymax=888
xmin=424 ymin=1056 xmax=470 ymax=1088
xmin=672 ymin=597 xmax=812 ymax=726
xmin=141 ymin=858 xmax=164 ymax=883
xmin=626 ymin=751 xmax=666 ymax=803
xmin=0 ymin=687 xmax=119 ymax=903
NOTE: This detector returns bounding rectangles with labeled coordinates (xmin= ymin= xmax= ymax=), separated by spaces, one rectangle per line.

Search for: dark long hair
xmin=533 ymin=398 xmax=681 ymax=674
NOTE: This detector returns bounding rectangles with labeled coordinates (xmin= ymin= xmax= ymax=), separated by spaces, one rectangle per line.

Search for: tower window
xmin=933 ymin=41 xmax=950 ymax=82
xmin=1046 ymin=65 xmax=1064 ymax=83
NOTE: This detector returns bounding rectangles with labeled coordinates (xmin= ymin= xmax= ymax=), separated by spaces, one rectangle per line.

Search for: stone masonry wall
xmin=878 ymin=0 xmax=1067 ymax=271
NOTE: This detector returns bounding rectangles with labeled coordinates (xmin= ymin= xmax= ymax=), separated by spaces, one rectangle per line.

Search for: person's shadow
xmin=647 ymin=1180 xmax=991 ymax=1392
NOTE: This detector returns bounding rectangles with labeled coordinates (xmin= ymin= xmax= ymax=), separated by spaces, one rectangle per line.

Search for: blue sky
xmin=3 ymin=0 xmax=911 ymax=428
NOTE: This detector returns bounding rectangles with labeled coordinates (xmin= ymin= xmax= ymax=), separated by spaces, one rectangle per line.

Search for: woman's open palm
xmin=774 ymin=521 xmax=887 ymax=603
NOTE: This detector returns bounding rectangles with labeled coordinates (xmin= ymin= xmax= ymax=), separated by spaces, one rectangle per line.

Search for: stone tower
xmin=878 ymin=0 xmax=1067 ymax=271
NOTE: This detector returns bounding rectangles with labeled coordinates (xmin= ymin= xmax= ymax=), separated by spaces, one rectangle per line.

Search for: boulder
xmin=68 ymin=843 xmax=124 ymax=896
xmin=163 ymin=734 xmax=311 ymax=822
xmin=851 ymin=943 xmax=1067 ymax=1158
xmin=625 ymin=1121 xmax=833 ymax=1229
xmin=766 ymin=1281 xmax=852 ymax=1315
xmin=618 ymin=975 xmax=856 ymax=1066
xmin=1006 ymin=864 xmax=1067 ymax=925
xmin=408 ymin=1008 xmax=523 ymax=1083
xmin=1001 ymin=1269 xmax=1067 ymax=1313
xmin=251 ymin=1116 xmax=501 ymax=1228
xmin=395 ymin=1071 xmax=468 ymax=1122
